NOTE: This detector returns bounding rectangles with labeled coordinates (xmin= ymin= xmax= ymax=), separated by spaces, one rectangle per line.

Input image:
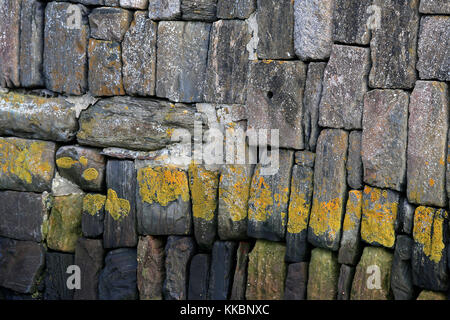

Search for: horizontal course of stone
xmin=0 ymin=0 xmax=449 ymax=301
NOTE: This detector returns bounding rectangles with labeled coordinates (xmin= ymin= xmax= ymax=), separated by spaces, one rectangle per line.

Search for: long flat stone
xmin=137 ymin=235 xmax=165 ymax=300
xmin=0 ymin=0 xmax=21 ymax=88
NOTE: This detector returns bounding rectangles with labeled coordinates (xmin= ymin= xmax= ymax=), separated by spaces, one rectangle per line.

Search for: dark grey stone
xmin=217 ymin=0 xmax=255 ymax=19
xmin=332 ymin=0 xmax=372 ymax=45
xmin=182 ymin=0 xmax=217 ymax=21
xmin=347 ymin=131 xmax=363 ymax=190
xmin=337 ymin=264 xmax=355 ymax=300
xmin=230 ymin=241 xmax=251 ymax=300
xmin=188 ymin=254 xmax=211 ymax=300
xmin=208 ymin=241 xmax=237 ymax=300
xmin=391 ymin=235 xmax=414 ymax=300
xmin=82 ymin=194 xmax=105 ymax=238
xmin=89 ymin=7 xmax=133 ymax=42
xmin=44 ymin=252 xmax=75 ymax=300
xmin=284 ymin=262 xmax=308 ymax=300
xmin=74 ymin=238 xmax=104 ymax=300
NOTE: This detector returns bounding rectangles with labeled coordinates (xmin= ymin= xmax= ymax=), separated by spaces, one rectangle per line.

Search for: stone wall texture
xmin=0 ymin=0 xmax=449 ymax=301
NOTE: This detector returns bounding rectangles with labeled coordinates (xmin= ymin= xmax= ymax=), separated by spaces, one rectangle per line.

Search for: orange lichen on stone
xmin=343 ymin=190 xmax=362 ymax=232
xmin=105 ymin=188 xmax=131 ymax=221
xmin=287 ymin=171 xmax=313 ymax=234
xmin=248 ymin=170 xmax=273 ymax=222
xmin=219 ymin=165 xmax=251 ymax=222
xmin=188 ymin=163 xmax=218 ymax=221
xmin=309 ymin=196 xmax=344 ymax=240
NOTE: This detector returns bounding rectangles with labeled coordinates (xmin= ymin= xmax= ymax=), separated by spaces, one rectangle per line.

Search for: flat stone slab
xmin=89 ymin=7 xmax=132 ymax=42
xmin=307 ymin=248 xmax=339 ymax=300
xmin=137 ymin=235 xmax=165 ymax=300
xmin=208 ymin=241 xmax=237 ymax=300
xmin=120 ymin=0 xmax=148 ymax=9
xmin=0 ymin=137 xmax=55 ymax=192
xmin=188 ymin=254 xmax=210 ymax=300
xmin=362 ymin=90 xmax=409 ymax=191
xmin=407 ymin=81 xmax=448 ymax=208
xmin=318 ymin=45 xmax=370 ymax=130
xmin=217 ymin=0 xmax=255 ymax=19
xmin=332 ymin=0 xmax=372 ymax=45
xmin=148 ymin=0 xmax=181 ymax=20
xmin=419 ymin=0 xmax=450 ymax=14
xmin=0 ymin=0 xmax=21 ymax=88
xmin=346 ymin=131 xmax=363 ymax=190
xmin=181 ymin=0 xmax=217 ymax=21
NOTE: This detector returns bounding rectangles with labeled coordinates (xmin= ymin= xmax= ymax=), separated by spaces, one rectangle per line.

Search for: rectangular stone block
xmin=286 ymin=165 xmax=313 ymax=263
xmin=74 ymin=238 xmax=104 ymax=300
xmin=44 ymin=2 xmax=89 ymax=95
xmin=137 ymin=236 xmax=165 ymax=300
xmin=136 ymin=165 xmax=192 ymax=236
xmin=308 ymin=129 xmax=348 ymax=251
xmin=208 ymin=241 xmax=237 ymax=300
xmin=307 ymin=248 xmax=339 ymax=300
xmin=248 ymin=149 xmax=294 ymax=241
xmin=284 ymin=262 xmax=308 ymax=300
xmin=230 ymin=241 xmax=251 ymax=300
xmin=20 ymin=0 xmax=45 ymax=87
xmin=77 ymin=96 xmax=196 ymax=151
xmin=0 ymin=0 xmax=21 ymax=88
xmin=103 ymin=160 xmax=137 ymax=248
xmin=188 ymin=254 xmax=210 ymax=300
xmin=148 ymin=0 xmax=181 ymax=20
xmin=419 ymin=0 xmax=450 ymax=14
xmin=332 ymin=0 xmax=372 ymax=45
xmin=246 ymin=240 xmax=286 ymax=300
xmin=217 ymin=0 xmax=255 ymax=19
xmin=88 ymin=39 xmax=125 ymax=97
xmin=44 ymin=252 xmax=74 ymax=300
xmin=391 ymin=235 xmax=414 ymax=300
xmin=156 ymin=21 xmax=211 ymax=103
xmin=0 ymin=92 xmax=78 ymax=143
xmin=122 ymin=11 xmax=157 ymax=96
xmin=246 ymin=60 xmax=307 ymax=150
xmin=256 ymin=0 xmax=295 ymax=59
xmin=0 ymin=237 xmax=45 ymax=294
xmin=89 ymin=7 xmax=132 ymax=42
xmin=120 ymin=0 xmax=148 ymax=8
xmin=407 ymin=81 xmax=448 ymax=208
xmin=417 ymin=16 xmax=450 ymax=82
xmin=319 ymin=45 xmax=370 ymax=130
xmin=204 ymin=20 xmax=250 ymax=104
xmin=346 ymin=131 xmax=363 ymax=190
xmin=0 ymin=137 xmax=55 ymax=192
xmin=362 ymin=90 xmax=409 ymax=191
xmin=294 ymin=0 xmax=334 ymax=60
xmin=369 ymin=0 xmax=419 ymax=89
xmin=0 ymin=191 xmax=49 ymax=242
xmin=337 ymin=264 xmax=355 ymax=300
xmin=82 ymin=194 xmax=106 ymax=238
xmin=181 ymin=0 xmax=217 ymax=21
xmin=361 ymin=186 xmax=399 ymax=249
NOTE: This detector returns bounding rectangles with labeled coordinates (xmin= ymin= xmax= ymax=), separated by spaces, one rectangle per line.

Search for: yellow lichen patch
xmin=188 ymin=163 xmax=218 ymax=221
xmin=248 ymin=169 xmax=274 ymax=222
xmin=83 ymin=194 xmax=106 ymax=216
xmin=82 ymin=168 xmax=99 ymax=181
xmin=343 ymin=190 xmax=362 ymax=232
xmin=105 ymin=189 xmax=130 ymax=221
xmin=137 ymin=166 xmax=190 ymax=207
xmin=219 ymin=165 xmax=251 ymax=222
xmin=309 ymin=197 xmax=343 ymax=240
xmin=56 ymin=157 xmax=78 ymax=169
xmin=361 ymin=186 xmax=397 ymax=248
xmin=413 ymin=206 xmax=447 ymax=263
xmin=287 ymin=191 xmax=310 ymax=234
xmin=79 ymin=156 xmax=88 ymax=166
xmin=429 ymin=178 xmax=435 ymax=187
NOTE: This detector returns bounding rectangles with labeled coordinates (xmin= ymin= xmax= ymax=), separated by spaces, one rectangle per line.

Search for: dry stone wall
xmin=0 ymin=0 xmax=449 ymax=301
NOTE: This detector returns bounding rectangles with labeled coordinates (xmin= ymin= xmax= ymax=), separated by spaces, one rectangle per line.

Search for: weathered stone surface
xmin=419 ymin=0 xmax=450 ymax=14
xmin=412 ymin=206 xmax=449 ymax=291
xmin=137 ymin=165 xmax=192 ymax=236
xmin=163 ymin=236 xmax=196 ymax=300
xmin=156 ymin=21 xmax=211 ymax=103
xmin=361 ymin=186 xmax=399 ymax=249
xmin=208 ymin=241 xmax=237 ymax=300
xmin=82 ymin=193 xmax=106 ymax=238
xmin=294 ymin=151 xmax=315 ymax=168
xmin=188 ymin=254 xmax=210 ymax=300
xmin=351 ymin=246 xmax=393 ymax=300
xmin=294 ymin=0 xmax=334 ymax=60
xmin=391 ymin=235 xmax=414 ymax=300
xmin=0 ymin=191 xmax=48 ymax=242
xmin=248 ymin=149 xmax=294 ymax=241
xmin=148 ymin=0 xmax=181 ymax=20
xmin=319 ymin=45 xmax=370 ymax=130
xmin=246 ymin=60 xmax=307 ymax=150
xmin=88 ymin=39 xmax=125 ymax=97
xmin=416 ymin=16 xmax=450 ymax=82
xmin=0 ymin=0 xmax=21 ymax=88
xmin=346 ymin=131 xmax=363 ymax=190
xmin=407 ymin=81 xmax=448 ymax=208
xmin=44 ymin=2 xmax=89 ymax=95
xmin=303 ymin=62 xmax=326 ymax=152
xmin=99 ymin=248 xmax=138 ymax=300
xmin=56 ymin=146 xmax=106 ymax=192
xmin=369 ymin=0 xmax=419 ymax=89
xmin=122 ymin=11 xmax=157 ymax=96
xmin=0 ymin=287 xmax=35 ymax=300
xmin=256 ymin=0 xmax=294 ymax=59
xmin=217 ymin=0 xmax=255 ymax=19
xmin=286 ymin=165 xmax=313 ymax=263
xmin=73 ymin=238 xmax=104 ymax=300
xmin=337 ymin=264 xmax=355 ymax=300
xmin=44 ymin=252 xmax=74 ymax=300
xmin=396 ymin=197 xmax=415 ymax=235
xmin=47 ymin=194 xmax=84 ymax=253
xmin=362 ymin=90 xmax=409 ymax=191
xmin=204 ymin=20 xmax=250 ymax=104
xmin=137 ymin=236 xmax=165 ymax=300
xmin=0 ymin=92 xmax=78 ymax=142
xmin=332 ymin=0 xmax=372 ymax=45
xmin=181 ymin=0 xmax=217 ymax=21
xmin=89 ymin=7 xmax=132 ymax=42
xmin=105 ymin=0 xmax=120 ymax=5
xmin=338 ymin=190 xmax=363 ymax=265
xmin=308 ymin=129 xmax=348 ymax=251
xmin=284 ymin=262 xmax=308 ymax=300
xmin=417 ymin=290 xmax=447 ymax=300
xmin=120 ymin=0 xmax=148 ymax=8
xmin=246 ymin=240 xmax=287 ymax=300
xmin=104 ymin=160 xmax=137 ymax=248
xmin=77 ymin=96 xmax=196 ymax=151
xmin=230 ymin=241 xmax=251 ymax=300
xmin=0 ymin=137 xmax=55 ymax=192
xmin=0 ymin=237 xmax=45 ymax=294
xmin=189 ymin=164 xmax=218 ymax=250
xmin=20 ymin=0 xmax=45 ymax=87
xmin=218 ymin=165 xmax=253 ymax=240
xmin=72 ymin=0 xmax=106 ymax=5
xmin=307 ymin=248 xmax=339 ymax=300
